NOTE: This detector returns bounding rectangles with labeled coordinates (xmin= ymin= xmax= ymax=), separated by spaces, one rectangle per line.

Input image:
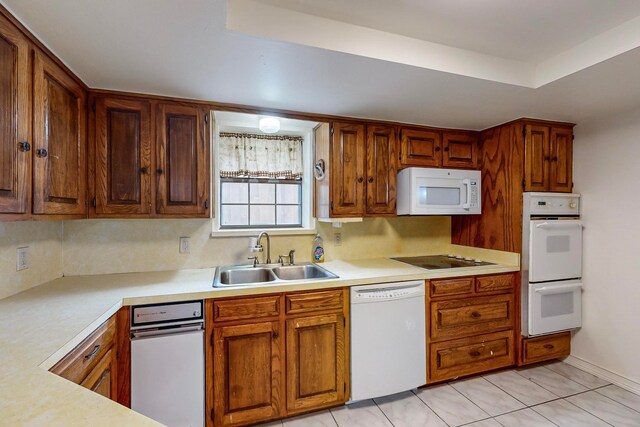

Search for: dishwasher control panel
xmin=351 ymin=281 xmax=425 ymax=302
xmin=131 ymin=300 xmax=203 ymax=329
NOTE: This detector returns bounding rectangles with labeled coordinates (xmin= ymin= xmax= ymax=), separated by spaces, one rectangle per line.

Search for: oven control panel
xmin=526 ymin=193 xmax=580 ymax=216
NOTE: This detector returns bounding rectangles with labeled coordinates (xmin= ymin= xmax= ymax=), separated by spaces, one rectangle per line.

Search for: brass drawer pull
xmin=84 ymin=344 xmax=101 ymax=360
xmin=470 ymin=311 xmax=482 ymax=319
xmin=469 ymin=350 xmax=481 ymax=357
xmin=543 ymin=344 xmax=555 ymax=350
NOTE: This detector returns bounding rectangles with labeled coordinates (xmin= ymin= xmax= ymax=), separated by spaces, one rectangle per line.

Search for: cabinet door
xmin=550 ymin=127 xmax=573 ymax=193
xmin=330 ymin=122 xmax=365 ymax=216
xmin=0 ymin=16 xmax=30 ymax=214
xmin=442 ymin=132 xmax=478 ymax=169
xmin=156 ymin=103 xmax=209 ymax=216
xmin=286 ymin=314 xmax=346 ymax=413
xmin=524 ymin=124 xmax=550 ymax=192
xmin=80 ymin=348 xmax=116 ymax=400
xmin=213 ymin=321 xmax=283 ymax=426
xmin=94 ymin=97 xmax=152 ymax=216
xmin=366 ymin=125 xmax=397 ymax=215
xmin=399 ymin=128 xmax=442 ymax=167
xmin=32 ymin=51 xmax=87 ymax=215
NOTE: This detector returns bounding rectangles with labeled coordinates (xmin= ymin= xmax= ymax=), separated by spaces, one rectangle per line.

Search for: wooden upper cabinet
xmin=32 ymin=51 xmax=87 ymax=215
xmin=399 ymin=128 xmax=442 ymax=167
xmin=365 ymin=125 xmax=397 ymax=215
xmin=330 ymin=122 xmax=365 ymax=217
xmin=94 ymin=96 xmax=152 ymax=216
xmin=156 ymin=103 xmax=209 ymax=216
xmin=213 ymin=321 xmax=283 ymax=426
xmin=286 ymin=314 xmax=346 ymax=414
xmin=550 ymin=127 xmax=573 ymax=192
xmin=524 ymin=124 xmax=550 ymax=192
xmin=0 ymin=15 xmax=30 ymax=214
xmin=442 ymin=132 xmax=478 ymax=169
xmin=524 ymin=123 xmax=573 ymax=192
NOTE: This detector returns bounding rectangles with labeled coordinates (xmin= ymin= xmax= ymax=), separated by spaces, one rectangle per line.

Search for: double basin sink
xmin=213 ymin=262 xmax=338 ymax=288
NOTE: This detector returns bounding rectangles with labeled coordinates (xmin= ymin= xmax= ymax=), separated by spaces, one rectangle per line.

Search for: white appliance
xmin=522 ymin=193 xmax=583 ymax=337
xmin=350 ymin=281 xmax=426 ymax=401
xmin=131 ymin=300 xmax=205 ymax=427
xmin=397 ymin=167 xmax=481 ymax=215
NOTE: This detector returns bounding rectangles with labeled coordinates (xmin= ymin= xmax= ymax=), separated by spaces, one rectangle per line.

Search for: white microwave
xmin=397 ymin=167 xmax=481 ymax=215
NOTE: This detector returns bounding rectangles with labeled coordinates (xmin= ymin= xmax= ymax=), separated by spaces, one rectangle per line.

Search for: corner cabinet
xmin=89 ymin=96 xmax=210 ymax=218
xmin=0 ymin=14 xmax=30 ymax=214
xmin=206 ymin=289 xmax=349 ymax=427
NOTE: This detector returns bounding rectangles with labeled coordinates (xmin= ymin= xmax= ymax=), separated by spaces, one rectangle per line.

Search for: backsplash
xmin=0 ymin=221 xmax=63 ymax=299
xmin=61 ymin=217 xmax=451 ymax=276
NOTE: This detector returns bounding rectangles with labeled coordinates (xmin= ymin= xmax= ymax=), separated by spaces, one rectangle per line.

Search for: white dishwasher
xmin=350 ymin=281 xmax=426 ymax=401
xmin=131 ymin=300 xmax=205 ymax=427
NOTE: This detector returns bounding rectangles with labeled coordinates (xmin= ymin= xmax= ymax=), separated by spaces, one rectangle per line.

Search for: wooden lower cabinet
xmin=427 ymin=273 xmax=517 ymax=383
xmin=50 ymin=308 xmax=130 ymax=406
xmin=212 ymin=321 xmax=283 ymax=426
xmin=286 ymin=313 xmax=346 ymax=414
xmin=430 ymin=330 xmax=515 ymax=382
xmin=520 ymin=331 xmax=571 ymax=366
xmin=207 ymin=289 xmax=349 ymax=427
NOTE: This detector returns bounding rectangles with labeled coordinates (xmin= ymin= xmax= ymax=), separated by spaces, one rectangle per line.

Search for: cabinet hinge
xmin=210 ymin=409 xmax=215 ymax=421
xmin=92 ymin=197 xmax=96 ymax=208
xmin=343 ymin=317 xmax=346 ymax=327
xmin=522 ymin=126 xmax=526 ymax=139
xmin=204 ymin=113 xmax=209 ymax=124
xmin=330 ymin=127 xmax=334 ymax=135
xmin=210 ymin=333 xmax=214 ymax=346
xmin=344 ymin=382 xmax=347 ymax=393
xmin=522 ymin=179 xmax=526 ymax=191
xmin=204 ymin=199 xmax=209 ymax=209
xmin=330 ymin=201 xmax=334 ymax=211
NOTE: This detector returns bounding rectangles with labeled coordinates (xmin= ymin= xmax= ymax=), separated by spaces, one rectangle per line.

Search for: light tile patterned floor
xmin=261 ymin=361 xmax=640 ymax=426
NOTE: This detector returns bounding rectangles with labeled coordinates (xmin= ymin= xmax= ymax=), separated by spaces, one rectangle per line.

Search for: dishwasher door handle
xmin=131 ymin=323 xmax=203 ymax=339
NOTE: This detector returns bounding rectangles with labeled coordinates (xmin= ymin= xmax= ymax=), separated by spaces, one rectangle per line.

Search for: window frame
xmin=211 ymin=112 xmax=317 ymax=237
xmin=219 ymin=177 xmax=303 ymax=229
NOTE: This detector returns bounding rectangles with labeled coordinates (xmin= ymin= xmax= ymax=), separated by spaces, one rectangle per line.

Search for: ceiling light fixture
xmin=259 ymin=117 xmax=281 ymax=134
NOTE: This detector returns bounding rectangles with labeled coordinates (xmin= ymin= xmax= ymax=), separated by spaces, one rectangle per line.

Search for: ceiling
xmin=3 ymin=0 xmax=640 ymax=130
xmin=215 ymin=111 xmax=318 ymax=136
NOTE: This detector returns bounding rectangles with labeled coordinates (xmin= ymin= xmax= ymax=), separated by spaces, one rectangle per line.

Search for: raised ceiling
xmin=2 ymin=0 xmax=640 ymax=130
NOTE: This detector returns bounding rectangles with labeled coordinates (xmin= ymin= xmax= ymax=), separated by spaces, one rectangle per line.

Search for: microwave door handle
xmin=462 ymin=179 xmax=471 ymax=209
xmin=535 ymin=284 xmax=583 ymax=295
xmin=535 ymin=221 xmax=584 ymax=230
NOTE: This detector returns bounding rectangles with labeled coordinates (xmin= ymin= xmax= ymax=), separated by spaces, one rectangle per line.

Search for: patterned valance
xmin=219 ymin=132 xmax=303 ymax=179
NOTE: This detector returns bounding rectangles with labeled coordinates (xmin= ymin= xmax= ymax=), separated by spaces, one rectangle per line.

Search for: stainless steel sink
xmin=218 ymin=267 xmax=277 ymax=286
xmin=272 ymin=264 xmax=337 ymax=281
xmin=213 ymin=263 xmax=338 ymax=288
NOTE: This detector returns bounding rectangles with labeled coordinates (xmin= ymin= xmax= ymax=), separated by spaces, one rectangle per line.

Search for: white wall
xmin=572 ymin=107 xmax=640 ymax=386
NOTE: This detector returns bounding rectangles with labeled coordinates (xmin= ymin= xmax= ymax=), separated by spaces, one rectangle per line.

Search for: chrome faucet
xmin=278 ymin=249 xmax=296 ymax=266
xmin=255 ymin=231 xmax=271 ymax=264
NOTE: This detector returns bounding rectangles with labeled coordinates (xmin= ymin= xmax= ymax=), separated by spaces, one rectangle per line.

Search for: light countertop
xmin=0 ymin=256 xmax=519 ymax=426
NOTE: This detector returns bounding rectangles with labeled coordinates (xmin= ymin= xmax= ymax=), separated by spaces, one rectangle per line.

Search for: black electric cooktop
xmin=392 ymin=255 xmax=495 ymax=270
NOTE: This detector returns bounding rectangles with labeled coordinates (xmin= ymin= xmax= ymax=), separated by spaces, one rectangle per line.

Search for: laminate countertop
xmin=0 ymin=255 xmax=519 ymax=426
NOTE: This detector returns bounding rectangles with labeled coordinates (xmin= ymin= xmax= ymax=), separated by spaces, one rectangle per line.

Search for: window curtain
xmin=219 ymin=133 xmax=303 ymax=179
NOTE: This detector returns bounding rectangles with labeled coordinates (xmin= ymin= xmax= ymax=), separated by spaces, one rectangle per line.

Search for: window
xmin=211 ymin=113 xmax=320 ymax=236
xmin=220 ymin=178 xmax=302 ymax=228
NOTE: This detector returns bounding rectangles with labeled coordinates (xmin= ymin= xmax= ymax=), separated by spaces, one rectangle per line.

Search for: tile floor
xmin=261 ymin=361 xmax=640 ymax=426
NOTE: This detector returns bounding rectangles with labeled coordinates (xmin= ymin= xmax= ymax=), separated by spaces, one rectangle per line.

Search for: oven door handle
xmin=535 ymin=221 xmax=583 ymax=230
xmin=462 ymin=179 xmax=471 ymax=209
xmin=535 ymin=284 xmax=582 ymax=295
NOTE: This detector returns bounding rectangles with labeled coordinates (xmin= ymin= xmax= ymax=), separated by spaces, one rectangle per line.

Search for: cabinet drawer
xmin=521 ymin=332 xmax=571 ymax=365
xmin=430 ymin=277 xmax=473 ymax=299
xmin=51 ymin=317 xmax=116 ymax=384
xmin=285 ymin=289 xmax=344 ymax=315
xmin=214 ymin=295 xmax=281 ymax=322
xmin=430 ymin=330 xmax=514 ymax=383
xmin=476 ymin=274 xmax=514 ymax=294
xmin=431 ymin=294 xmax=514 ymax=341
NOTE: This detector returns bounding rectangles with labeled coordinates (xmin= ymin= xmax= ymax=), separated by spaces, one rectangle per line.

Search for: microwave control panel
xmin=526 ymin=192 xmax=580 ymax=216
xmin=469 ymin=180 xmax=479 ymax=207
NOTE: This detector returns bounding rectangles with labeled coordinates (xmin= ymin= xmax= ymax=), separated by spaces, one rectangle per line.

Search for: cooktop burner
xmin=392 ymin=255 xmax=495 ymax=270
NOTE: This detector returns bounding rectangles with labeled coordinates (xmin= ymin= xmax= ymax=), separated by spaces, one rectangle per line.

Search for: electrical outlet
xmin=179 ymin=237 xmax=191 ymax=254
xmin=16 ymin=247 xmax=29 ymax=271
xmin=334 ymin=232 xmax=342 ymax=246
